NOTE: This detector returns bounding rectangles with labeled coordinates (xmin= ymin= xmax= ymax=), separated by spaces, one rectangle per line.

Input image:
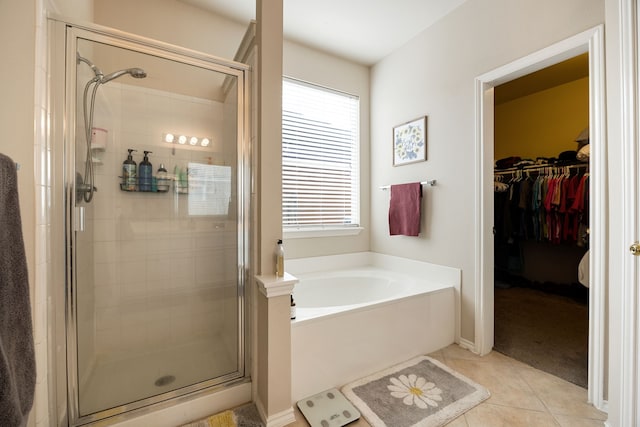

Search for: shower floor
xmin=79 ymin=337 xmax=237 ymax=417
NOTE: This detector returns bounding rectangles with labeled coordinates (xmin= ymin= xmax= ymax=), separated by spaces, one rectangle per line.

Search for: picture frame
xmin=393 ymin=116 xmax=427 ymax=166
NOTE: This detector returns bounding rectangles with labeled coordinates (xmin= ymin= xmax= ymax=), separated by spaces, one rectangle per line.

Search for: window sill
xmin=284 ymin=227 xmax=364 ymax=239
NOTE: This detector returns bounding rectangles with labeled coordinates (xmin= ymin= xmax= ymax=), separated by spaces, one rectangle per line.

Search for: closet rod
xmin=494 ymin=163 xmax=588 ymax=175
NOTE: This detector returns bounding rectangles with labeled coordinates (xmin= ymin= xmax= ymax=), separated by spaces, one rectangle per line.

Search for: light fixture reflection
xmin=163 ymin=132 xmax=212 ymax=148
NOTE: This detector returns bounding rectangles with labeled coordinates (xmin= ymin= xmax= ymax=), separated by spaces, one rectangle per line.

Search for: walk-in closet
xmin=492 ymin=53 xmax=590 ymax=387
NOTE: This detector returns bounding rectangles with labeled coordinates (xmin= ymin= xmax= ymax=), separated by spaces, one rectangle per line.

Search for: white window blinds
xmin=282 ymin=78 xmax=360 ymax=229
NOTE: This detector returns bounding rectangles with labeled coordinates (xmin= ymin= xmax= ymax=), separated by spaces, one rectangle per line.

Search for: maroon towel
xmin=389 ymin=182 xmax=422 ymax=236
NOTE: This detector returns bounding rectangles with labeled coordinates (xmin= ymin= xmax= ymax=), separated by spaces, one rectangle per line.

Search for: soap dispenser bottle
xmin=157 ymin=163 xmax=168 ymax=192
xmin=275 ymin=239 xmax=285 ymax=277
xmin=139 ymin=151 xmax=152 ymax=192
xmin=122 ymin=149 xmax=137 ymax=191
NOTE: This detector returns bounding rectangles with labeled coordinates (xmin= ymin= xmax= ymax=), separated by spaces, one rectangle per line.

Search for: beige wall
xmin=93 ymin=0 xmax=246 ymax=61
xmin=495 ymin=77 xmax=589 ymax=161
xmin=0 ymin=0 xmax=36 ymax=306
xmin=6 ymin=0 xmax=622 ymax=423
xmin=370 ymin=0 xmax=604 ymax=342
xmin=282 ymin=40 xmax=371 ymax=259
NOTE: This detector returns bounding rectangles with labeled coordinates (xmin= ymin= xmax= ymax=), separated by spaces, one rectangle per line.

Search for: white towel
xmin=578 ymin=250 xmax=589 ymax=288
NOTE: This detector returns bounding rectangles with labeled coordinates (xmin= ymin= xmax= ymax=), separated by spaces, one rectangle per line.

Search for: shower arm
xmin=77 ymin=53 xmax=103 ymax=80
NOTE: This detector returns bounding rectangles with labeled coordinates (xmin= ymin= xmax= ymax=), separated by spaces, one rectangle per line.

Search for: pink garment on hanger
xmin=388 ymin=182 xmax=422 ymax=236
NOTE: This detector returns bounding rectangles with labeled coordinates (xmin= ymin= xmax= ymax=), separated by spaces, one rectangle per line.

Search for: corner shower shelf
xmin=119 ymin=177 xmax=172 ymax=193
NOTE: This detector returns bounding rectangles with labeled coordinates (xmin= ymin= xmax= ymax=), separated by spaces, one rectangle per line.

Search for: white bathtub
xmin=288 ymin=252 xmax=460 ymax=402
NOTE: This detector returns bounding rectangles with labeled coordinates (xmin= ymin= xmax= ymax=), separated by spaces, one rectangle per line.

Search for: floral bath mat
xmin=341 ymin=356 xmax=489 ymax=427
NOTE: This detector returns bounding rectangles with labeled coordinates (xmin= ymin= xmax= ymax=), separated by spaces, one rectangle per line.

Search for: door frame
xmin=615 ymin=0 xmax=639 ymax=424
xmin=473 ymin=25 xmax=607 ymax=410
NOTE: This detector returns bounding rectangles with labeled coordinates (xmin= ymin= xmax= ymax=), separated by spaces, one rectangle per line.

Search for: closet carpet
xmin=493 ymin=285 xmax=588 ymax=388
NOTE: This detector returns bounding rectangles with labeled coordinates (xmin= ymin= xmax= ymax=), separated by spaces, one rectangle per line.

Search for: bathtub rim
xmin=291 ymin=285 xmax=453 ymax=327
xmin=287 ymin=252 xmax=460 ymax=285
xmin=288 ymin=252 xmax=460 ymax=330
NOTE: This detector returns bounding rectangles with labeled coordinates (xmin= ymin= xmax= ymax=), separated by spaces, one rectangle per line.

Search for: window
xmin=187 ymin=163 xmax=231 ymax=216
xmin=282 ymin=78 xmax=360 ymax=233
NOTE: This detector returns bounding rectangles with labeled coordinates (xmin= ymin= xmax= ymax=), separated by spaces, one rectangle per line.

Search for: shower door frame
xmin=51 ymin=19 xmax=251 ymax=426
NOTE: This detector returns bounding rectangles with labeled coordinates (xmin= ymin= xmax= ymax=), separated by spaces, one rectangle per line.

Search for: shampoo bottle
xmin=178 ymin=165 xmax=188 ymax=194
xmin=139 ymin=151 xmax=152 ymax=192
xmin=157 ymin=164 xmax=168 ymax=192
xmin=173 ymin=165 xmax=180 ymax=193
xmin=122 ymin=149 xmax=137 ymax=191
xmin=276 ymin=239 xmax=285 ymax=277
xmin=157 ymin=164 xmax=167 ymax=179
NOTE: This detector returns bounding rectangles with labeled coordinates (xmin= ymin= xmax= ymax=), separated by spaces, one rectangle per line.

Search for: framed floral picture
xmin=393 ymin=116 xmax=427 ymax=166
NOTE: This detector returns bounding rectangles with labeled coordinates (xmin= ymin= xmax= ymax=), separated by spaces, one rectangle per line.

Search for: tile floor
xmin=286 ymin=344 xmax=607 ymax=427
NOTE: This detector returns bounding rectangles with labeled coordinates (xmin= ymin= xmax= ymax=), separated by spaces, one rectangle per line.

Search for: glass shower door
xmin=68 ymin=30 xmax=247 ymax=423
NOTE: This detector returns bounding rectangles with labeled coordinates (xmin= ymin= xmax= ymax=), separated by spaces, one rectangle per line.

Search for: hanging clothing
xmin=494 ymin=167 xmax=590 ymax=247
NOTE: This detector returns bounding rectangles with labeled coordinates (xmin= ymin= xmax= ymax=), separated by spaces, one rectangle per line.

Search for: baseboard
xmin=255 ymin=399 xmax=296 ymax=427
xmin=457 ymin=337 xmax=477 ymax=353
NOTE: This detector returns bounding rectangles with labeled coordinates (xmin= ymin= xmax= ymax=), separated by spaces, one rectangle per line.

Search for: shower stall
xmin=51 ymin=21 xmax=250 ymax=426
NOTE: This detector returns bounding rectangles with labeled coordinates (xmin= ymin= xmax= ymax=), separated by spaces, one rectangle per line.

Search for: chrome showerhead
xmin=76 ymin=54 xmax=147 ymax=204
xmin=101 ymin=68 xmax=147 ymax=84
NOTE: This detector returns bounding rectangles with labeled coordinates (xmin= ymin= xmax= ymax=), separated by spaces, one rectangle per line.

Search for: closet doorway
xmin=492 ymin=54 xmax=590 ymax=388
xmin=474 ymin=26 xmax=606 ymax=410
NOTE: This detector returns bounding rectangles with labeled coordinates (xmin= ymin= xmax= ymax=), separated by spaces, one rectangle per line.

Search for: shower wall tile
xmin=94 ymin=262 xmax=118 ymax=286
xmin=119 ymin=240 xmax=147 ymax=261
xmin=34 ymin=118 xmax=47 ymax=186
xmin=36 ymin=185 xmax=48 ymax=226
xmin=117 ymin=218 xmax=147 ymax=241
xmin=93 ymin=219 xmax=117 ymax=241
xmin=120 ymin=260 xmax=147 ymax=283
xmin=96 ymin=307 xmax=120 ymax=331
xmin=147 ymin=319 xmax=173 ymax=347
xmin=170 ymin=315 xmax=192 ymax=342
xmin=90 ymin=82 xmax=239 ymax=358
xmin=33 ymin=262 xmax=48 ymax=344
xmin=147 ymin=236 xmax=193 ymax=254
xmin=92 ymin=193 xmax=117 ymax=219
xmin=146 ymin=258 xmax=173 ymax=281
xmin=95 ymin=285 xmax=120 ymax=309
xmin=93 ymin=241 xmax=117 ymax=263
xmin=95 ymin=328 xmax=121 ymax=355
xmin=35 ymin=224 xmax=49 ymax=265
xmin=120 ymin=326 xmax=148 ymax=354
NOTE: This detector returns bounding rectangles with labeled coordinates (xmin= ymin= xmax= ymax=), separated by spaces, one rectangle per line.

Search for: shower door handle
xmin=74 ymin=206 xmax=85 ymax=232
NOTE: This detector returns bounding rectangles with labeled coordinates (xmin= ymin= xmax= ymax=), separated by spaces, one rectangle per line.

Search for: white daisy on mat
xmin=387 ymin=374 xmax=443 ymax=409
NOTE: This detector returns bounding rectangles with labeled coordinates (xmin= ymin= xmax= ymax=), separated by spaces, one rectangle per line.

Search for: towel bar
xmin=379 ymin=180 xmax=436 ymax=190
